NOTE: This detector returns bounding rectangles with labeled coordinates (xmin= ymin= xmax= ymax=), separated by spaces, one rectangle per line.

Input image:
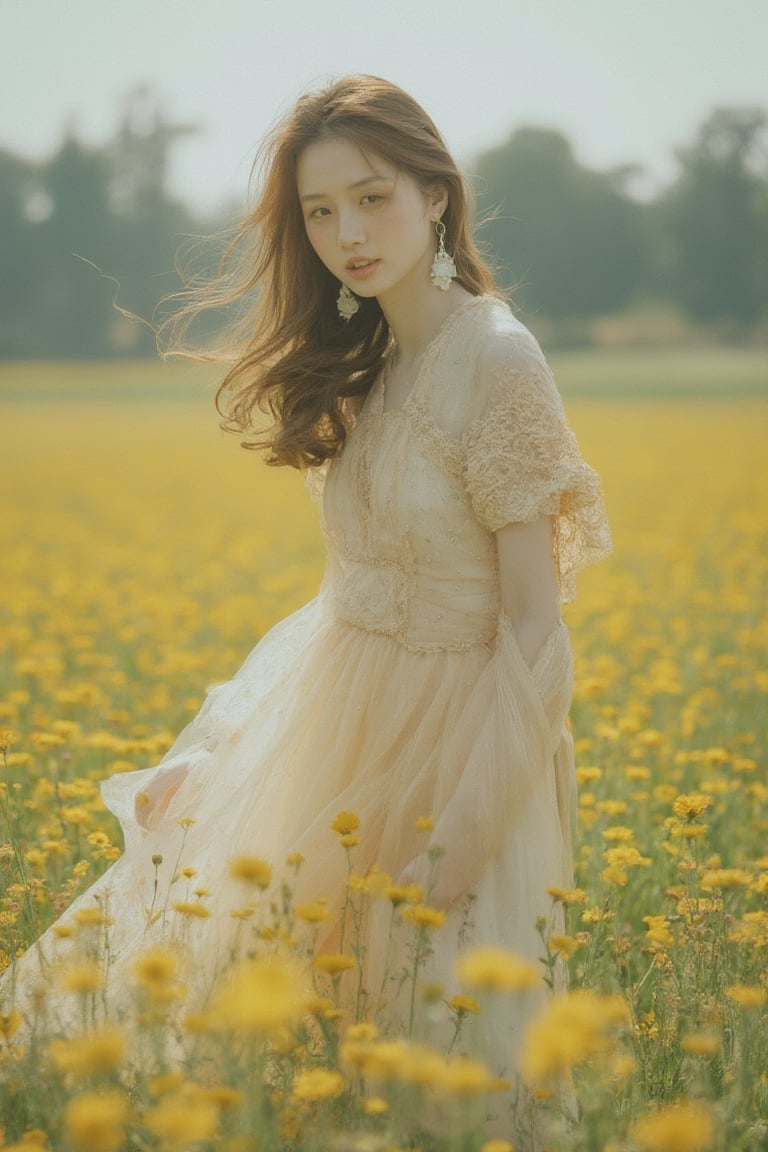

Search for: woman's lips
xmin=345 ymin=259 xmax=380 ymax=281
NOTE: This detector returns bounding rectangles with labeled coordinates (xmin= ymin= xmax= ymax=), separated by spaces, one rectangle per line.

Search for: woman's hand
xmin=135 ymin=763 xmax=190 ymax=831
xmin=134 ymin=734 xmax=220 ymax=832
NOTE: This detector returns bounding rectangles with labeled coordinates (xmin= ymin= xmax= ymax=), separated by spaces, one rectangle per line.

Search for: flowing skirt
xmin=2 ymin=589 xmax=576 ymax=1139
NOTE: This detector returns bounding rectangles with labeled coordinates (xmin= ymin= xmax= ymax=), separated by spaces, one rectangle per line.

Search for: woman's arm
xmin=496 ymin=515 xmax=560 ymax=668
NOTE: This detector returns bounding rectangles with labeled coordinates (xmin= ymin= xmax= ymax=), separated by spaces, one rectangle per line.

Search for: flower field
xmin=1 ymin=353 xmax=767 ymax=1151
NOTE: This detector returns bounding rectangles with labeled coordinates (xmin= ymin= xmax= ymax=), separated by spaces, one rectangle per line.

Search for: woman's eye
xmin=310 ymin=206 xmax=331 ymax=219
xmin=361 ymin=194 xmax=382 ymax=205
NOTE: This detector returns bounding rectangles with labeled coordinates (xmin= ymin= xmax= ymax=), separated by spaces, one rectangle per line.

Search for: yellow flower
xmin=603 ymin=845 xmax=652 ymax=869
xmin=172 ymin=901 xmax=210 ymax=918
xmin=725 ymin=984 xmax=767 ymax=1008
xmin=72 ymin=908 xmax=111 ymax=928
xmin=339 ymin=834 xmax=361 ymax=848
xmin=364 ymin=1097 xmax=389 ymax=1114
xmin=16 ymin=1130 xmax=48 ymax=1147
xmin=178 ymin=866 xmax=197 ymax=879
xmin=680 ymin=825 xmax=708 ymax=840
xmin=52 ymin=923 xmax=77 ymax=939
xmin=415 ymin=816 xmax=434 ymax=832
xmin=291 ymin=1068 xmax=345 ymax=1101
xmin=60 ymin=964 xmax=104 ymax=993
xmin=204 ymin=1086 xmax=244 ymax=1109
xmin=630 ymin=1100 xmax=716 ymax=1151
xmin=295 ymin=901 xmax=331 ymax=923
xmin=450 ymin=994 xmax=481 ymax=1015
xmin=643 ymin=915 xmax=674 ymax=950
xmin=401 ymin=905 xmax=446 ymax=929
xmin=546 ymin=886 xmax=587 ymax=905
xmin=50 ymin=1029 xmax=126 ymax=1075
xmin=304 ymin=995 xmax=336 ymax=1017
xmin=0 ymin=728 xmax=17 ymax=751
xmin=521 ymin=990 xmax=628 ymax=1084
xmin=331 ymin=811 xmax=359 ymax=836
xmin=145 ymin=1093 xmax=219 ymax=1144
xmin=133 ymin=947 xmax=178 ymax=986
xmin=434 ymin=1057 xmax=496 ymax=1095
xmin=148 ymin=1071 xmax=185 ymax=1097
xmin=386 ymin=883 xmax=423 ymax=906
xmin=176 ymin=817 xmax=197 ymax=829
xmin=62 ymin=1091 xmax=127 ymax=1152
xmin=547 ymin=935 xmax=580 ymax=958
xmin=355 ymin=1039 xmax=443 ymax=1085
xmin=313 ymin=953 xmax=356 ymax=976
xmin=0 ymin=1011 xmax=22 ymax=1039
xmin=602 ymin=826 xmax=635 ymax=842
xmin=673 ymin=793 xmax=712 ymax=821
xmin=61 ymin=807 xmax=91 ymax=827
xmin=596 ymin=799 xmax=629 ymax=817
xmin=681 ymin=1032 xmax=721 ymax=1057
xmin=364 ymin=866 xmax=392 ymax=901
xmin=700 ymin=868 xmax=753 ymax=890
xmin=481 ymin=1142 xmax=515 ymax=1152
xmin=456 ymin=947 xmax=540 ymax=992
xmin=213 ymin=956 xmax=307 ymax=1033
xmin=229 ymin=855 xmax=272 ymax=888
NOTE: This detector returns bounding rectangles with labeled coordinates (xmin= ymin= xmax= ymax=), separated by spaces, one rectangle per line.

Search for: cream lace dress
xmin=4 ymin=294 xmax=610 ymax=1138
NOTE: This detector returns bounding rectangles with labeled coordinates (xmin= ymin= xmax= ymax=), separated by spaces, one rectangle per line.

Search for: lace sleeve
xmin=462 ymin=332 xmax=611 ymax=601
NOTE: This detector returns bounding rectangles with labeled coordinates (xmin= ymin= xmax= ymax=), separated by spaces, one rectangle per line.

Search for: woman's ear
xmin=426 ymin=183 xmax=449 ymax=221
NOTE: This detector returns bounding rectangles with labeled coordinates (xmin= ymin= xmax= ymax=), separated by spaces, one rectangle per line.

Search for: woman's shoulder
xmin=471 ymin=296 xmax=551 ymax=381
xmin=449 ymin=297 xmax=558 ymax=427
xmin=422 ymin=295 xmax=556 ymax=432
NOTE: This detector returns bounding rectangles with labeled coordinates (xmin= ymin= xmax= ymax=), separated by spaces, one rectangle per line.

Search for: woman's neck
xmin=378 ymin=281 xmax=474 ymax=368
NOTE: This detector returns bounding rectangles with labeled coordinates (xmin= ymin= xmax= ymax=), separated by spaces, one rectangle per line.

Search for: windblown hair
xmin=164 ymin=75 xmax=499 ymax=469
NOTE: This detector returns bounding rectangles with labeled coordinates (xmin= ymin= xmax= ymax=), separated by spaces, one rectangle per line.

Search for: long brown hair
xmin=164 ymin=75 xmax=498 ymax=469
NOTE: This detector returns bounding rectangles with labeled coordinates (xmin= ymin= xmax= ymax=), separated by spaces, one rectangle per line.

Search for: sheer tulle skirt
xmin=3 ymin=592 xmax=574 ymax=1141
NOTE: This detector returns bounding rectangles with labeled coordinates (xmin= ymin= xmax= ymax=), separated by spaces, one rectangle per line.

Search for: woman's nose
xmin=338 ymin=211 xmax=365 ymax=247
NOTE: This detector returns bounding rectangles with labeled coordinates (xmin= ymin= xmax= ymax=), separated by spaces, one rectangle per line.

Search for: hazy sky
xmin=3 ymin=0 xmax=767 ymax=212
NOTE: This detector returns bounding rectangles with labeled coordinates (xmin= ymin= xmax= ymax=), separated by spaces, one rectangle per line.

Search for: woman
xmin=4 ymin=76 xmax=611 ymax=1138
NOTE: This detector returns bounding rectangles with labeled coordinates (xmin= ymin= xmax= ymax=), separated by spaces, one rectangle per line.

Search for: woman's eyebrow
xmin=300 ymin=175 xmax=393 ymax=203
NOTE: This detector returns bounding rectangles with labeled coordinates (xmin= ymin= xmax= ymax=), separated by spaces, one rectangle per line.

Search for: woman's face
xmin=297 ymin=135 xmax=446 ymax=304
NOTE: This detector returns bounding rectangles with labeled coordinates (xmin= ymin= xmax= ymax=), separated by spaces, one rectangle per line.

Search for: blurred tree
xmin=0 ymin=88 xmax=200 ymax=358
xmin=102 ymin=86 xmax=201 ymax=355
xmin=0 ymin=149 xmax=41 ymax=355
xmin=662 ymin=107 xmax=768 ymax=327
xmin=474 ymin=128 xmax=648 ymax=329
xmin=34 ymin=131 xmax=115 ymax=356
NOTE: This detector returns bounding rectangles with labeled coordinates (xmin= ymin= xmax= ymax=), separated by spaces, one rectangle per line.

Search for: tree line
xmin=1 ymin=91 xmax=766 ymax=358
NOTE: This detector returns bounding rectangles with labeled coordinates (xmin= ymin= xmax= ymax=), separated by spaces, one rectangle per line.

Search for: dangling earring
xmin=337 ymin=282 xmax=359 ymax=321
xmin=430 ymin=220 xmax=457 ymax=291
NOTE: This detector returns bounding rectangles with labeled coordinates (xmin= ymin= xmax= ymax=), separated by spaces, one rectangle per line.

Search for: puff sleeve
xmin=462 ymin=330 xmax=611 ymax=601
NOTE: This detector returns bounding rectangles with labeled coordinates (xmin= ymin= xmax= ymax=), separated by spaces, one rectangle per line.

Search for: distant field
xmin=0 ymin=345 xmax=766 ymax=402
xmin=551 ymin=345 xmax=768 ymax=398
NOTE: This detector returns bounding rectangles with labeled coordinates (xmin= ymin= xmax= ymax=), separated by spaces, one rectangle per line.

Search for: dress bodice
xmin=313 ymin=295 xmax=611 ymax=652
